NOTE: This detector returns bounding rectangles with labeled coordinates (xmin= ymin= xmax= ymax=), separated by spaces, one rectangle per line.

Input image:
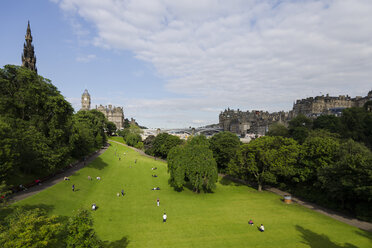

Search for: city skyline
xmin=1 ymin=0 xmax=372 ymax=128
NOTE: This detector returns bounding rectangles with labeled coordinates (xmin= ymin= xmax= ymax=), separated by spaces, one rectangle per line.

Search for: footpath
xmin=8 ymin=140 xmax=372 ymax=232
xmin=9 ymin=145 xmax=109 ymax=203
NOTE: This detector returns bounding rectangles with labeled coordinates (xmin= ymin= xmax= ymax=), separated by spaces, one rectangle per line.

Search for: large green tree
xmin=0 ymin=208 xmax=63 ymax=248
xmin=66 ymin=209 xmax=103 ymax=248
xmin=152 ymin=133 xmax=183 ymax=159
xmin=229 ymin=136 xmax=300 ymax=191
xmin=0 ymin=65 xmax=74 ymax=178
xmin=209 ymin=131 xmax=241 ymax=172
xmin=168 ymin=136 xmax=218 ymax=192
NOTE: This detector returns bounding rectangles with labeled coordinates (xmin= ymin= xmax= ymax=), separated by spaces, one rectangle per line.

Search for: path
xmin=9 ymin=145 xmax=109 ymax=203
xmin=109 ymin=139 xmax=167 ymax=163
xmin=219 ymin=174 xmax=372 ymax=232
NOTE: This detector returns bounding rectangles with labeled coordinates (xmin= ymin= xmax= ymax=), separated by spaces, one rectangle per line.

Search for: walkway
xmin=9 ymin=145 xmax=109 ymax=203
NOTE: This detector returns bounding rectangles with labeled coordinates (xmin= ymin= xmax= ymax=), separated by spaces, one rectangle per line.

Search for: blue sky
xmin=1 ymin=0 xmax=372 ymax=128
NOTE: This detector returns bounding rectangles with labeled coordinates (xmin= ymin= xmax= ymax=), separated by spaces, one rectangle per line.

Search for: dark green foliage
xmin=0 ymin=208 xmax=63 ymax=248
xmin=151 ymin=133 xmax=183 ymax=159
xmin=313 ymin=115 xmax=342 ymax=133
xmin=70 ymin=110 xmax=107 ymax=158
xmin=167 ymin=136 xmax=218 ymax=192
xmin=228 ymin=136 xmax=300 ymax=191
xmin=143 ymin=135 xmax=156 ymax=155
xmin=288 ymin=114 xmax=312 ymax=144
xmin=66 ymin=209 xmax=103 ymax=248
xmin=0 ymin=65 xmax=74 ymax=179
xmin=267 ymin=122 xmax=289 ymax=137
xmin=317 ymin=140 xmax=372 ymax=220
xmin=106 ymin=121 xmax=117 ymax=135
xmin=209 ymin=131 xmax=241 ymax=172
xmin=126 ymin=133 xmax=142 ymax=147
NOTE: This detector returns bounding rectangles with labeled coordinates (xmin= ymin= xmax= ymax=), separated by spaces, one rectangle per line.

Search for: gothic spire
xmin=22 ymin=21 xmax=37 ymax=73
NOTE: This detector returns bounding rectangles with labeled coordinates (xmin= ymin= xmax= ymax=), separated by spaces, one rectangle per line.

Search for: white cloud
xmin=76 ymin=54 xmax=96 ymax=62
xmin=55 ymin=0 xmax=372 ymax=127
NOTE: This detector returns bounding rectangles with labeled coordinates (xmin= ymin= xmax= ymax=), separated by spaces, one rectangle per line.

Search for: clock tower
xmin=81 ymin=89 xmax=91 ymax=110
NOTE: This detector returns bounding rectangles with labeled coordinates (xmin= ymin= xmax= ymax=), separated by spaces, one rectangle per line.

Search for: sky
xmin=1 ymin=0 xmax=371 ymax=128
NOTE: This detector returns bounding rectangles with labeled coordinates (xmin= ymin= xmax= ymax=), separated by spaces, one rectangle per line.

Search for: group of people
xmin=248 ymin=219 xmax=265 ymax=232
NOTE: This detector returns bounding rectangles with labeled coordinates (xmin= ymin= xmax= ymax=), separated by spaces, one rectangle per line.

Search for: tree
xmin=0 ymin=208 xmax=62 ymax=248
xmin=106 ymin=121 xmax=117 ymax=135
xmin=152 ymin=133 xmax=183 ymax=159
xmin=143 ymin=135 xmax=156 ymax=155
xmin=229 ymin=136 xmax=300 ymax=191
xmin=0 ymin=65 xmax=74 ymax=178
xmin=288 ymin=114 xmax=312 ymax=144
xmin=125 ymin=133 xmax=142 ymax=147
xmin=299 ymin=134 xmax=340 ymax=184
xmin=66 ymin=209 xmax=103 ymax=248
xmin=209 ymin=132 xmax=241 ymax=172
xmin=168 ymin=136 xmax=218 ymax=192
xmin=313 ymin=115 xmax=342 ymax=134
xmin=317 ymin=139 xmax=372 ymax=220
xmin=267 ymin=122 xmax=289 ymax=137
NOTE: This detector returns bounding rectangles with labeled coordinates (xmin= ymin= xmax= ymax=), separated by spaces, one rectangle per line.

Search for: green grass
xmin=14 ymin=141 xmax=372 ymax=247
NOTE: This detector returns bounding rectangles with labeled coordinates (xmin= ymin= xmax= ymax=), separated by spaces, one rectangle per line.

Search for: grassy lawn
xmin=14 ymin=141 xmax=372 ymax=247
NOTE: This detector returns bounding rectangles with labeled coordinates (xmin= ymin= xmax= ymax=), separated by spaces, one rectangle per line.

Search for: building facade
xmin=80 ymin=90 xmax=124 ymax=130
xmin=220 ymin=90 xmax=372 ymax=135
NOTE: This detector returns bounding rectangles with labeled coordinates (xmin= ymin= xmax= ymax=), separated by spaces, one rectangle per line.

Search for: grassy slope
xmin=15 ymin=141 xmax=372 ymax=248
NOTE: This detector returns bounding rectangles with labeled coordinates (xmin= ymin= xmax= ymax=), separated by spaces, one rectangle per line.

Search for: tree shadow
xmin=355 ymin=230 xmax=372 ymax=244
xmin=219 ymin=176 xmax=241 ymax=186
xmin=104 ymin=236 xmax=130 ymax=248
xmin=296 ymin=225 xmax=358 ymax=248
xmin=87 ymin=156 xmax=109 ymax=170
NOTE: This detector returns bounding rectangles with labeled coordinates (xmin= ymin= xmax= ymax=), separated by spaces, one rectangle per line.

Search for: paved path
xmin=9 ymin=145 xmax=109 ymax=203
xmin=219 ymin=174 xmax=372 ymax=232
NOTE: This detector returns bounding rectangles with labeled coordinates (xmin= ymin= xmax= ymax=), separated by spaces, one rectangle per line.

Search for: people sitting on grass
xmin=152 ymin=187 xmax=160 ymax=190
xmin=96 ymin=176 xmax=101 ymax=180
xmin=259 ymin=224 xmax=265 ymax=232
xmin=151 ymin=167 xmax=157 ymax=170
xmin=92 ymin=203 xmax=97 ymax=210
xmin=88 ymin=176 xmax=92 ymax=180
xmin=152 ymin=175 xmax=158 ymax=177
xmin=248 ymin=219 xmax=254 ymax=225
xmin=64 ymin=177 xmax=70 ymax=181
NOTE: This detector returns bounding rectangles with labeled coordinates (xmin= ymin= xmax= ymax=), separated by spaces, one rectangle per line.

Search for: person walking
xmin=157 ymin=198 xmax=160 ymax=206
xmin=72 ymin=184 xmax=75 ymax=192
xmin=121 ymin=189 xmax=124 ymax=196
xmin=163 ymin=213 xmax=167 ymax=223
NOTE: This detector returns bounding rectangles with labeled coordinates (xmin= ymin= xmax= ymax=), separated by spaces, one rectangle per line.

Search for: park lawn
xmin=14 ymin=141 xmax=372 ymax=248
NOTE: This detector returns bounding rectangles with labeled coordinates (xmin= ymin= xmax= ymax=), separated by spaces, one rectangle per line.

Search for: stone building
xmin=80 ymin=90 xmax=124 ymax=130
xmin=291 ymin=91 xmax=372 ymax=117
xmin=22 ymin=21 xmax=37 ymax=73
xmin=96 ymin=104 xmax=125 ymax=130
xmin=81 ymin=89 xmax=91 ymax=110
xmin=219 ymin=108 xmax=290 ymax=136
xmin=220 ymin=90 xmax=372 ymax=135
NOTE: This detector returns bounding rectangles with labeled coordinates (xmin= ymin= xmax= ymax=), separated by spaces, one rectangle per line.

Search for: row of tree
xmin=0 ymin=65 xmax=112 ymax=191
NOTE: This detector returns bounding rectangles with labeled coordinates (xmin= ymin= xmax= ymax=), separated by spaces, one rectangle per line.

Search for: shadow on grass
xmin=219 ymin=176 xmax=241 ymax=186
xmin=355 ymin=230 xmax=372 ymax=244
xmin=296 ymin=225 xmax=358 ymax=248
xmin=104 ymin=236 xmax=130 ymax=248
xmin=87 ymin=156 xmax=110 ymax=170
